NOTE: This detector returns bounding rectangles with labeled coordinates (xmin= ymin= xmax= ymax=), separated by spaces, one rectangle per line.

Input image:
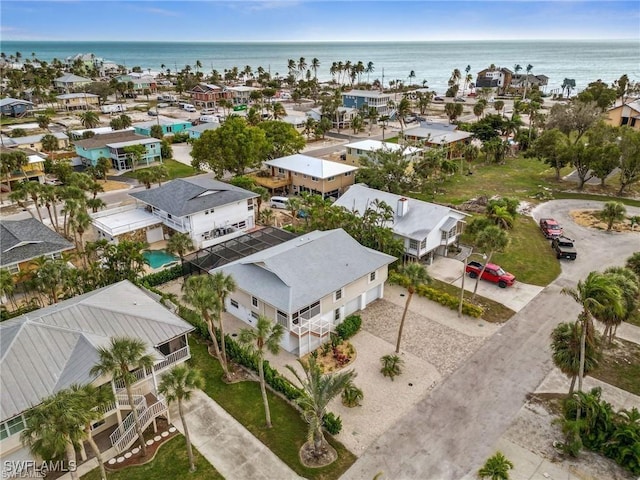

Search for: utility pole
xmin=458 ymin=248 xmax=471 ymax=318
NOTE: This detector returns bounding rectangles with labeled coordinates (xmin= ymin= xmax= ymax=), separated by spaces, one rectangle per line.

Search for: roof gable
xmin=0 ymin=219 xmax=74 ymax=266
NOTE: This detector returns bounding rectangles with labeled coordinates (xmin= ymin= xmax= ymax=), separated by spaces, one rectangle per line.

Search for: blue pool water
xmin=143 ymin=250 xmax=178 ymax=269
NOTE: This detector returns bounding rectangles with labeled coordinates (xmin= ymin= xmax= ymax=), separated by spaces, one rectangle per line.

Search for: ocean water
xmin=2 ymin=40 xmax=639 ymax=95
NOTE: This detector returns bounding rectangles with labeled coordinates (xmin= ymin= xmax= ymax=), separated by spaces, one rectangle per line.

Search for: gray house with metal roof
xmin=214 ymin=228 xmax=396 ymax=356
xmin=0 ymin=218 xmax=74 ymax=276
xmin=0 ymin=98 xmax=34 ymax=117
xmin=334 ymin=184 xmax=468 ymax=262
xmin=129 ymin=174 xmax=258 ymax=249
xmin=0 ymin=280 xmax=194 ymax=466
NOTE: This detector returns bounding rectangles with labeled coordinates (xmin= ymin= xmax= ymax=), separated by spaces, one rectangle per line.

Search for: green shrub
xmin=322 ymin=412 xmax=342 ymax=435
xmin=335 ymin=314 xmax=362 ymax=340
xmin=140 ymin=264 xmax=184 ymax=287
xmin=380 ymin=354 xmax=404 ymax=381
xmin=341 ymin=382 xmax=364 ymax=407
xmin=415 ymin=285 xmax=484 ymax=318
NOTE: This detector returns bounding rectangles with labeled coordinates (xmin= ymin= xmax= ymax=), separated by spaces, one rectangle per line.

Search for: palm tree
xmin=182 ymin=275 xmax=227 ymax=377
xmin=600 ymin=201 xmax=626 ymax=231
xmin=210 ymin=271 xmax=236 ymax=378
xmin=21 ymin=390 xmax=86 ymax=480
xmin=471 ymin=226 xmax=510 ymax=301
xmin=166 ymin=232 xmax=194 ymax=262
xmin=158 ymin=366 xmax=204 ymax=472
xmin=389 ymin=262 xmax=431 ymax=353
xmin=0 ymin=268 xmax=16 ymax=309
xmin=561 ymin=272 xmax=623 ymax=395
xmin=69 ymin=384 xmax=115 ymax=480
xmin=478 ymin=451 xmax=514 ymax=480
xmin=550 ymin=321 xmax=600 ymax=394
xmin=523 ymin=64 xmax=533 ymax=100
xmin=601 ymin=267 xmax=638 ymax=342
xmin=90 ymin=337 xmax=155 ymax=456
xmin=238 ymin=315 xmax=284 ymax=428
xmin=286 ymin=356 xmax=355 ymax=458
xmin=79 ymin=110 xmax=100 ymax=129
xmin=311 ymin=58 xmax=320 ymax=80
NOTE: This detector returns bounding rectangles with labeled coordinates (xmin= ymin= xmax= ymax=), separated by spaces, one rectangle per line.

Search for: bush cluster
xmin=416 ymin=285 xmax=484 ymax=318
xmin=561 ymin=388 xmax=640 ymax=474
xmin=335 ymin=314 xmax=362 ymax=340
xmin=139 ymin=264 xmax=184 ymax=287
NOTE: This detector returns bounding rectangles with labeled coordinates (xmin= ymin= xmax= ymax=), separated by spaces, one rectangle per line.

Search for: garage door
xmin=365 ymin=284 xmax=382 ymax=305
xmin=344 ymin=297 xmax=360 ymax=316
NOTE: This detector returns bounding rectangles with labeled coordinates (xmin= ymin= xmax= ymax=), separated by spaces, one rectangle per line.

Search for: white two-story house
xmin=129 ymin=174 xmax=259 ymax=249
xmin=334 ymin=184 xmax=468 ymax=263
xmin=0 ymin=281 xmax=194 ymax=472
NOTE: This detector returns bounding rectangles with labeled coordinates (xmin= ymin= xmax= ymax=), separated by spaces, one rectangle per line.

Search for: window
xmin=420 ymin=239 xmax=427 ymax=249
xmin=409 ymin=239 xmax=419 ymax=250
xmin=369 ymin=271 xmax=376 ymax=282
xmin=1 ymin=416 xmax=26 ymax=439
xmin=247 ymin=199 xmax=254 ymax=211
xmin=277 ymin=310 xmax=288 ymax=327
xmin=250 ymin=311 xmax=259 ymax=320
xmin=334 ymin=308 xmax=341 ymax=321
xmin=91 ymin=419 xmax=106 ymax=431
xmin=327 ymin=176 xmax=335 ymax=181
xmin=311 ymin=176 xmax=318 ymax=182
xmin=292 ymin=301 xmax=321 ymax=324
xmin=334 ymin=289 xmax=343 ymax=301
xmin=278 ymin=168 xmax=285 ymax=174
xmin=344 ymin=172 xmax=352 ymax=176
xmin=230 ymin=299 xmax=239 ymax=309
xmin=6 ymin=263 xmax=19 ymax=275
xmin=251 ymin=296 xmax=258 ymax=308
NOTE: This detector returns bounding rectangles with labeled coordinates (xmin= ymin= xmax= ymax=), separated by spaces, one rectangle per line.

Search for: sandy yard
xmin=570 ymin=209 xmax=640 ymax=233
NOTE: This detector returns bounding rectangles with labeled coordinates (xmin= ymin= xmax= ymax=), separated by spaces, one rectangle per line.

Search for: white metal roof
xmin=265 ymin=154 xmax=358 ymax=178
xmin=344 ymin=140 xmax=422 ymax=155
xmin=91 ymin=206 xmax=161 ymax=236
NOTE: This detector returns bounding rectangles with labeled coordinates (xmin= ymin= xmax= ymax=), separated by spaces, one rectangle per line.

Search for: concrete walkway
xmin=170 ymin=389 xmax=303 ymax=480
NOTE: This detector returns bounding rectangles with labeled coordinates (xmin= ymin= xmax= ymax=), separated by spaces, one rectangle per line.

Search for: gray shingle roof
xmin=130 ymin=174 xmax=258 ymax=217
xmin=215 ymin=228 xmax=396 ymax=313
xmin=73 ymin=131 xmax=148 ymax=149
xmin=333 ymin=184 xmax=467 ymax=241
xmin=0 ymin=218 xmax=74 ymax=267
xmin=0 ymin=280 xmax=194 ymax=420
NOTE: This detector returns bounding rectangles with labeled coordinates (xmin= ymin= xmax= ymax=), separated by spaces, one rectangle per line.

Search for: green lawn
xmin=121 ymin=159 xmax=199 ymax=181
xmin=591 ymin=339 xmax=640 ymax=396
xmin=82 ymin=435 xmax=223 ymax=480
xmin=188 ymin=337 xmax=356 ymax=480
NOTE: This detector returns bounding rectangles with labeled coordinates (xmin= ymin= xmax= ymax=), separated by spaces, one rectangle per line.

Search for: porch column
xmin=379 ymin=282 xmax=385 ymax=299
xmin=359 ymin=292 xmax=366 ymax=310
xmin=111 ymin=381 xmax=123 ymax=425
xmin=151 ymin=367 xmax=159 ymax=394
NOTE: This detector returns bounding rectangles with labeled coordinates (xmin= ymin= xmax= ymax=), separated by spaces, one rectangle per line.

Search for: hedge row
xmin=140 ymin=264 xmax=185 ymax=287
xmin=177 ymin=305 xmax=302 ymax=402
xmin=416 ymin=285 xmax=484 ymax=318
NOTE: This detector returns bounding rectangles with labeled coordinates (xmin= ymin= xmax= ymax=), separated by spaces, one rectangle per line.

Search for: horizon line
xmin=2 ymin=38 xmax=636 ymax=43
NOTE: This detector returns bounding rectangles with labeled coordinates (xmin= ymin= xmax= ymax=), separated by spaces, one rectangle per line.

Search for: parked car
xmin=434 ymin=96 xmax=444 ymax=102
xmin=454 ymin=97 xmax=466 ymax=103
xmin=552 ymin=236 xmax=577 ymax=260
xmin=147 ymin=109 xmax=158 ymax=116
xmin=156 ymin=102 xmax=169 ymax=108
xmin=539 ymin=218 xmax=563 ymax=239
xmin=465 ymin=261 xmax=516 ymax=288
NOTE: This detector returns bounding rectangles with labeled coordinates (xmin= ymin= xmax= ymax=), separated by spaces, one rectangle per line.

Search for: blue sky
xmin=2 ymin=1 xmax=639 ymax=42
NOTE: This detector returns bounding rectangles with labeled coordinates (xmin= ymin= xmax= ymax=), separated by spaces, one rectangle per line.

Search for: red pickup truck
xmin=539 ymin=218 xmax=563 ymax=239
xmin=466 ymin=261 xmax=516 ymax=288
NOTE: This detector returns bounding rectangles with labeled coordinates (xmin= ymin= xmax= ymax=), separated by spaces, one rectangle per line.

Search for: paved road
xmin=342 ymin=200 xmax=639 ymax=480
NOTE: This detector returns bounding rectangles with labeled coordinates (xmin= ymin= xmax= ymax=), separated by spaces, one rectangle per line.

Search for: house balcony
xmin=291 ymin=316 xmax=333 ymax=338
xmin=150 ymin=210 xmax=189 ymax=233
xmin=113 ymin=346 xmax=191 ymax=390
xmin=250 ymin=173 xmax=291 ymax=190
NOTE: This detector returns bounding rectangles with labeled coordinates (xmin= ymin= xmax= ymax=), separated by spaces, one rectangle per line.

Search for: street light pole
xmin=458 ymin=249 xmax=470 ymax=318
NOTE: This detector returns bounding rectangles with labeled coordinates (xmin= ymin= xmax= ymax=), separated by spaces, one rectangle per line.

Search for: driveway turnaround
xmin=170 ymin=390 xmax=303 ymax=480
xmin=342 ymin=200 xmax=640 ymax=480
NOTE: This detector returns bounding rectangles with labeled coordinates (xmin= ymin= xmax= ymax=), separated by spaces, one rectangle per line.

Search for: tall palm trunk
xmin=178 ymin=399 xmax=196 ymax=472
xmin=569 ymin=375 xmax=577 ymax=395
xmin=258 ymin=357 xmax=272 ymax=427
xmin=204 ymin=312 xmax=227 ymax=377
xmin=395 ymin=289 xmax=414 ymax=353
xmin=84 ymin=424 xmax=107 ymax=480
xmin=125 ymin=382 xmax=147 ymax=456
xmin=31 ymin=196 xmax=44 ymax=223
xmin=65 ymin=440 xmax=80 ymax=480
xmin=217 ymin=313 xmax=230 ymax=379
xmin=313 ymin=421 xmax=324 ymax=456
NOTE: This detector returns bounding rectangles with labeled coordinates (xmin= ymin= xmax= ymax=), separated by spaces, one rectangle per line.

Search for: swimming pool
xmin=143 ymin=250 xmax=179 ymax=269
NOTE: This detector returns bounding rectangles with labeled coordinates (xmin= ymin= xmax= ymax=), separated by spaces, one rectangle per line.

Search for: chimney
xmin=397 ymin=197 xmax=409 ymax=217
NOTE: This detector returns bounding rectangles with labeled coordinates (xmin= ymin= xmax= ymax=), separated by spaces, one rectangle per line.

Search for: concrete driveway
xmin=427 ymin=257 xmax=544 ymax=313
xmin=342 ymin=200 xmax=640 ymax=480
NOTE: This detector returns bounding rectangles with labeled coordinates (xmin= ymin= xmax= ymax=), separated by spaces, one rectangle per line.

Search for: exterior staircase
xmin=109 ymin=388 xmax=168 ymax=453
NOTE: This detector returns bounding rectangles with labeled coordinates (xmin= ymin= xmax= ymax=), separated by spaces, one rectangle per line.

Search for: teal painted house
xmin=186 ymin=122 xmax=220 ymax=140
xmin=134 ymin=116 xmax=193 ymax=137
xmin=74 ymin=131 xmax=162 ymax=171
